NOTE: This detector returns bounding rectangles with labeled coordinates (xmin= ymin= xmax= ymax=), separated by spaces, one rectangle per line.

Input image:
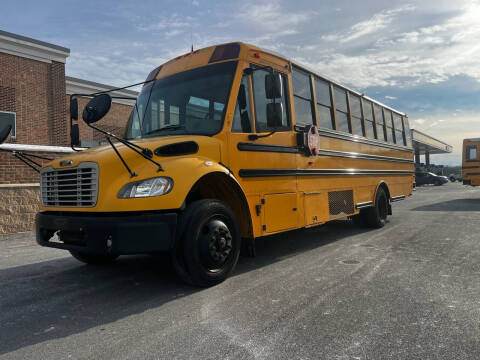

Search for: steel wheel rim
xmin=197 ymin=217 xmax=233 ymax=273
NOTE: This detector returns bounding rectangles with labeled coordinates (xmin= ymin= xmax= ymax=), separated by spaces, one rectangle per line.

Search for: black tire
xmin=363 ymin=187 xmax=389 ymax=228
xmin=174 ymin=199 xmax=241 ymax=287
xmin=434 ymin=180 xmax=442 ymax=186
xmin=69 ymin=251 xmax=119 ymax=265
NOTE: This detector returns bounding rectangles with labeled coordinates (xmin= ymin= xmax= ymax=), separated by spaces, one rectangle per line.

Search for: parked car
xmin=449 ymin=173 xmax=462 ymax=182
xmin=415 ymin=171 xmax=449 ymax=186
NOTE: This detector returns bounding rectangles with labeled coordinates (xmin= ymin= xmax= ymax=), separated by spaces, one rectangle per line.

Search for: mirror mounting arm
xmin=12 ymin=151 xmax=42 ymax=173
xmin=89 ymin=123 xmax=162 ymax=172
xmin=243 ymin=65 xmax=274 ymax=75
xmin=105 ymin=136 xmax=137 ymax=178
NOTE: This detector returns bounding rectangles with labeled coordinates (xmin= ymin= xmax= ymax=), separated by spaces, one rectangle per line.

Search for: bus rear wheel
xmin=173 ymin=199 xmax=241 ymax=287
xmin=363 ymin=187 xmax=389 ymax=228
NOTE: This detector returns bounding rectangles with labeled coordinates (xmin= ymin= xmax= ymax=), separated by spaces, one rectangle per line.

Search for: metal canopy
xmin=411 ymin=129 xmax=452 ymax=155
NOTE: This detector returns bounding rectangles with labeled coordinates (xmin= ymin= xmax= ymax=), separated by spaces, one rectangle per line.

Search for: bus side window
xmin=467 ymin=146 xmax=477 ymax=160
xmin=315 ymin=78 xmax=334 ymax=130
xmin=232 ymin=76 xmax=252 ymax=132
xmin=349 ymin=93 xmax=364 ymax=136
xmin=252 ymin=68 xmax=289 ymax=132
xmin=292 ymin=66 xmax=314 ymax=126
xmin=402 ymin=116 xmax=411 ymax=147
xmin=363 ymin=99 xmax=376 ymax=139
xmin=392 ymin=113 xmax=403 ymax=145
xmin=384 ymin=109 xmax=394 ymax=144
xmin=333 ymin=86 xmax=349 ymax=133
xmin=374 ymin=104 xmax=386 ymax=141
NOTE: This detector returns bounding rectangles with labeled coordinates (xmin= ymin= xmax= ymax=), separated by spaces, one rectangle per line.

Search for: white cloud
xmin=322 ymin=4 xmax=415 ymax=43
xmin=297 ymin=1 xmax=480 ymax=88
xmin=235 ymin=1 xmax=313 ymax=32
xmin=137 ymin=15 xmax=192 ymax=32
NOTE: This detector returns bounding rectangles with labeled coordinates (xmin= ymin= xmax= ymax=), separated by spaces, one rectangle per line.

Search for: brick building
xmin=0 ymin=30 xmax=138 ymax=234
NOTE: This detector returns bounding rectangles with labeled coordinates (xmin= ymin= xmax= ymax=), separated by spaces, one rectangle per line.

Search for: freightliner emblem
xmin=60 ymin=160 xmax=73 ymax=166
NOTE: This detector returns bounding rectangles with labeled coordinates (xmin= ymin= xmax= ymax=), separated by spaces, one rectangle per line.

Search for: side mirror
xmin=238 ymin=84 xmax=247 ymax=110
xmin=265 ymin=73 xmax=282 ymax=99
xmin=0 ymin=124 xmax=12 ymax=144
xmin=71 ymin=124 xmax=80 ymax=147
xmin=266 ymin=102 xmax=283 ymax=128
xmin=70 ymin=98 xmax=78 ymax=120
xmin=82 ymin=94 xmax=112 ymax=124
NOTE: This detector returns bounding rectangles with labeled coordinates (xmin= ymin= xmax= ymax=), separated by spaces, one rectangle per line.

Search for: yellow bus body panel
xmin=40 ymin=42 xmax=414 ymax=239
xmin=462 ymin=139 xmax=480 ymax=186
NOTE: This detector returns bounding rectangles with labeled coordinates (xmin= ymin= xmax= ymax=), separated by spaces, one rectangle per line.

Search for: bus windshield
xmin=125 ymin=61 xmax=237 ymax=139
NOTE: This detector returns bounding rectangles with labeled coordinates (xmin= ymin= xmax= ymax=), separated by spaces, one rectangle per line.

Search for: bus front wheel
xmin=173 ymin=199 xmax=241 ymax=287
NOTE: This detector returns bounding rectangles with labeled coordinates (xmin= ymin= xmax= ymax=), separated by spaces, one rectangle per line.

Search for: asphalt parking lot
xmin=1 ymin=182 xmax=479 ymax=360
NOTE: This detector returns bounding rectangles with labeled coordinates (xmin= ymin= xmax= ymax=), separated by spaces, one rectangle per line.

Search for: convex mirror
xmin=70 ymin=98 xmax=78 ymax=120
xmin=82 ymin=94 xmax=112 ymax=124
xmin=265 ymin=73 xmax=282 ymax=99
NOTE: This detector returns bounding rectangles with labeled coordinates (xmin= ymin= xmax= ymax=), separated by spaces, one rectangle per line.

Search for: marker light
xmin=118 ymin=177 xmax=173 ymax=198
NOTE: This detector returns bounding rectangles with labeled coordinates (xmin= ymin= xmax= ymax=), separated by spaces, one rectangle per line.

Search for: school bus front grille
xmin=328 ymin=190 xmax=354 ymax=218
xmin=40 ymin=163 xmax=99 ymax=207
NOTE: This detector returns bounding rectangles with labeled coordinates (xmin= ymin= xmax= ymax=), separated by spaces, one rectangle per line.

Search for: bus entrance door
xmin=227 ymin=70 xmax=298 ymax=236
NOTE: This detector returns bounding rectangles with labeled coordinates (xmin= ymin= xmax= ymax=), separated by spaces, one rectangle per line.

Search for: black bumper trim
xmin=36 ymin=211 xmax=178 ymax=255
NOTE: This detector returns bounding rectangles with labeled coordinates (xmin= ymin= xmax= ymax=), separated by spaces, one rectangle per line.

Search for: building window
xmin=349 ymin=93 xmax=364 ymax=136
xmin=466 ymin=146 xmax=477 ymax=160
xmin=0 ymin=111 xmax=16 ymax=138
xmin=292 ymin=67 xmax=314 ymax=126
xmin=314 ymin=77 xmax=334 ymax=130
xmin=363 ymin=100 xmax=376 ymax=139
xmin=373 ymin=104 xmax=386 ymax=141
xmin=334 ymin=86 xmax=349 ymax=133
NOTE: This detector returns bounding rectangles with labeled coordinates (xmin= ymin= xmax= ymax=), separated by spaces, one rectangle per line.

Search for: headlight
xmin=117 ymin=177 xmax=173 ymax=198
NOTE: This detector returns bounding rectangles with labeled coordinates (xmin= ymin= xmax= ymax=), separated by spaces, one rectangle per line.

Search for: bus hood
xmin=45 ymin=135 xmax=222 ymax=172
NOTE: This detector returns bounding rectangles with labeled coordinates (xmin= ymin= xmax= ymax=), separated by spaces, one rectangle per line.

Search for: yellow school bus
xmin=462 ymin=138 xmax=480 ymax=186
xmin=36 ymin=42 xmax=414 ymax=286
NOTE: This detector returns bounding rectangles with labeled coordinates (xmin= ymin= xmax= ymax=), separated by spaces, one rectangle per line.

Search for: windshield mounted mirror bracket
xmin=76 ymin=83 xmax=163 ymax=176
xmin=0 ymin=124 xmax=52 ymax=173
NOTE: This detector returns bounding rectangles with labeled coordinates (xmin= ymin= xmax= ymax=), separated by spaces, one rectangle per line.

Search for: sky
xmin=2 ymin=0 xmax=480 ymax=165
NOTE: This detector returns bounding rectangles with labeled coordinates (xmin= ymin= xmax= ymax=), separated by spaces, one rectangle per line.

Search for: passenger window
xmin=334 ymin=86 xmax=349 ymax=133
xmin=384 ymin=109 xmax=395 ymax=144
xmin=349 ymin=93 xmax=364 ymax=136
xmin=363 ymin=100 xmax=376 ymax=139
xmin=374 ymin=104 xmax=386 ymax=141
xmin=252 ymin=68 xmax=289 ymax=132
xmin=292 ymin=67 xmax=314 ymax=126
xmin=392 ymin=113 xmax=404 ymax=145
xmin=314 ymin=78 xmax=334 ymax=130
xmin=467 ymin=146 xmax=478 ymax=160
xmin=403 ymin=116 xmax=412 ymax=147
xmin=232 ymin=76 xmax=252 ymax=133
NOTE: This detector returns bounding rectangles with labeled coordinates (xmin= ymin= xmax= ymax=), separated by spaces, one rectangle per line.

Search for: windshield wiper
xmin=145 ymin=125 xmax=185 ymax=135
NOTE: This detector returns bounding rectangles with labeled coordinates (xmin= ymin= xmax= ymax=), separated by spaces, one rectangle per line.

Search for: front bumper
xmin=36 ymin=211 xmax=178 ymax=255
